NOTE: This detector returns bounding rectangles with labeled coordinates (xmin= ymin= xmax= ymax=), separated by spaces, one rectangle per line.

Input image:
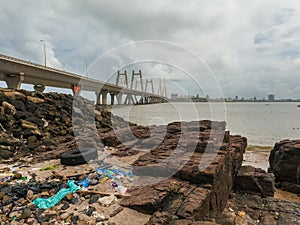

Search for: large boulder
xmin=269 ymin=139 xmax=300 ymax=193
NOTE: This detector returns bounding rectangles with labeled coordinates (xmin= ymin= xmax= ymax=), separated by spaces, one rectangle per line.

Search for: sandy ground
xmin=242 ymin=145 xmax=272 ymax=172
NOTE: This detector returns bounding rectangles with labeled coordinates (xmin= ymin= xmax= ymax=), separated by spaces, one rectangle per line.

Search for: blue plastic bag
xmin=77 ymin=175 xmax=89 ymax=188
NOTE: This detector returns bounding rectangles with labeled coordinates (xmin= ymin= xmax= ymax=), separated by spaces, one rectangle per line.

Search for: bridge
xmin=0 ymin=54 xmax=168 ymax=106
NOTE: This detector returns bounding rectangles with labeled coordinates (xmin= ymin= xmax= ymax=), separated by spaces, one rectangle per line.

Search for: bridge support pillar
xmin=117 ymin=93 xmax=123 ymax=104
xmin=110 ymin=93 xmax=115 ymax=105
xmin=95 ymin=92 xmax=101 ymax=106
xmin=71 ymin=84 xmax=81 ymax=95
xmin=34 ymin=84 xmax=45 ymax=93
xmin=101 ymin=91 xmax=108 ymax=105
xmin=4 ymin=73 xmax=24 ymax=90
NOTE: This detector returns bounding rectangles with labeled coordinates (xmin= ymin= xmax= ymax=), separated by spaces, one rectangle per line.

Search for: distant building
xmin=254 ymin=97 xmax=257 ymax=101
xmin=268 ymin=94 xmax=275 ymax=101
xmin=235 ymin=96 xmax=238 ymax=100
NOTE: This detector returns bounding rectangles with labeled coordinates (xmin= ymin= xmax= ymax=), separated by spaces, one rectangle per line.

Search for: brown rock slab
xmin=235 ymin=166 xmax=275 ymax=197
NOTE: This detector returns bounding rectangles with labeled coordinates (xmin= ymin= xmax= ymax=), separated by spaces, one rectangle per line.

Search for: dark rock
xmin=61 ymin=203 xmax=70 ymax=210
xmin=20 ymin=208 xmax=32 ymax=219
xmin=14 ymin=111 xmax=28 ymax=120
xmin=71 ymin=215 xmax=79 ymax=223
xmin=235 ymin=166 xmax=275 ymax=197
xmin=10 ymin=99 xmax=26 ymax=111
xmin=26 ymin=101 xmax=37 ymax=112
xmin=228 ymin=193 xmax=300 ymax=224
xmin=25 ymin=117 xmax=44 ymax=128
xmin=84 ymin=207 xmax=94 ymax=216
xmin=27 ymin=136 xmax=38 ymax=149
xmin=269 ymin=139 xmax=300 ymax=193
xmin=269 ymin=139 xmax=300 ymax=183
xmin=88 ymin=194 xmax=100 ymax=204
xmin=279 ymin=181 xmax=300 ymax=194
xmin=0 ymin=149 xmax=14 ymax=159
xmin=0 ymin=132 xmax=20 ymax=147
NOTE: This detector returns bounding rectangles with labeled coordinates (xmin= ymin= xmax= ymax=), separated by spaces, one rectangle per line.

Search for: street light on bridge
xmin=40 ymin=39 xmax=47 ymax=66
xmin=84 ymin=59 xmax=88 ymax=77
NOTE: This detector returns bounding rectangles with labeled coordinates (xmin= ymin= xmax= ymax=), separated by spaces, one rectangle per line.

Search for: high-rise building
xmin=268 ymin=94 xmax=275 ymax=101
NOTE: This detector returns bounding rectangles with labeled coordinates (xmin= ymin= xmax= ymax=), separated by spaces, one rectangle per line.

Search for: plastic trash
xmin=0 ymin=176 xmax=12 ymax=183
xmin=77 ymin=175 xmax=89 ymax=188
xmin=96 ymin=167 xmax=133 ymax=179
xmin=111 ymin=168 xmax=133 ymax=178
xmin=110 ymin=181 xmax=118 ymax=188
xmin=96 ymin=168 xmax=116 ymax=180
xmin=32 ymin=180 xmax=81 ymax=209
xmin=117 ymin=182 xmax=127 ymax=194
xmin=39 ymin=165 xmax=59 ymax=171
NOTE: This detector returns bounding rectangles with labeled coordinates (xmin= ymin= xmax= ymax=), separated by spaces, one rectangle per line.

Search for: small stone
xmin=71 ymin=215 xmax=79 ymax=223
xmin=41 ymin=191 xmax=50 ymax=197
xmin=20 ymin=119 xmax=38 ymax=130
xmin=27 ymin=190 xmax=34 ymax=200
xmin=60 ymin=212 xmax=70 ymax=220
xmin=69 ymin=197 xmax=79 ymax=204
xmin=9 ymin=211 xmax=19 ymax=218
xmin=107 ymin=222 xmax=116 ymax=225
xmin=2 ymin=195 xmax=10 ymax=203
xmin=1 ymin=215 xmax=8 ymax=222
xmin=0 ymin=150 xmax=14 ymax=159
xmin=98 ymin=195 xmax=117 ymax=206
xmin=21 ymin=208 xmax=32 ymax=219
xmin=88 ymin=195 xmax=100 ymax=204
xmin=238 ymin=211 xmax=246 ymax=216
xmin=61 ymin=203 xmax=70 ymax=210
xmin=78 ymin=221 xmax=89 ymax=225
xmin=27 ymin=96 xmax=44 ymax=104
xmin=0 ymin=191 xmax=5 ymax=199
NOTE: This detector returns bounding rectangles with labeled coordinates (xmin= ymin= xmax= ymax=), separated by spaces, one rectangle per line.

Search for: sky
xmin=1 ymin=0 xmax=300 ymax=99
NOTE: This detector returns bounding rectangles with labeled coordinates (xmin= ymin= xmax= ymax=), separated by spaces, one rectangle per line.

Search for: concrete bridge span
xmin=0 ymin=54 xmax=168 ymax=105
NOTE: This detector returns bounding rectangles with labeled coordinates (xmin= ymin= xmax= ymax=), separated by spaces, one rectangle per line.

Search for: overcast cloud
xmin=1 ymin=0 xmax=300 ymax=99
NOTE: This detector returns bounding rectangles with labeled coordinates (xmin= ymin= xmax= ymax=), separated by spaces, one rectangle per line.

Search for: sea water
xmin=112 ymin=102 xmax=300 ymax=146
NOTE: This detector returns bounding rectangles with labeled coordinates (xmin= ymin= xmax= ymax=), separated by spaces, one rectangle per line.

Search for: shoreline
xmin=242 ymin=145 xmax=272 ymax=172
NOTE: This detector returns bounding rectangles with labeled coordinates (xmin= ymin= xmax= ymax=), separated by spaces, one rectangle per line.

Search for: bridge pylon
xmin=158 ymin=78 xmax=167 ymax=97
xmin=131 ymin=70 xmax=143 ymax=91
xmin=115 ymin=70 xmax=128 ymax=88
xmin=145 ymin=79 xmax=154 ymax=94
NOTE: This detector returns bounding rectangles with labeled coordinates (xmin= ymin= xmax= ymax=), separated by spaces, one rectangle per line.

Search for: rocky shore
xmin=0 ymin=88 xmax=299 ymax=225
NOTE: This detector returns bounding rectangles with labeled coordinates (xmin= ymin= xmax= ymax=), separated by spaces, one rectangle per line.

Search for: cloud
xmin=1 ymin=0 xmax=300 ymax=98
